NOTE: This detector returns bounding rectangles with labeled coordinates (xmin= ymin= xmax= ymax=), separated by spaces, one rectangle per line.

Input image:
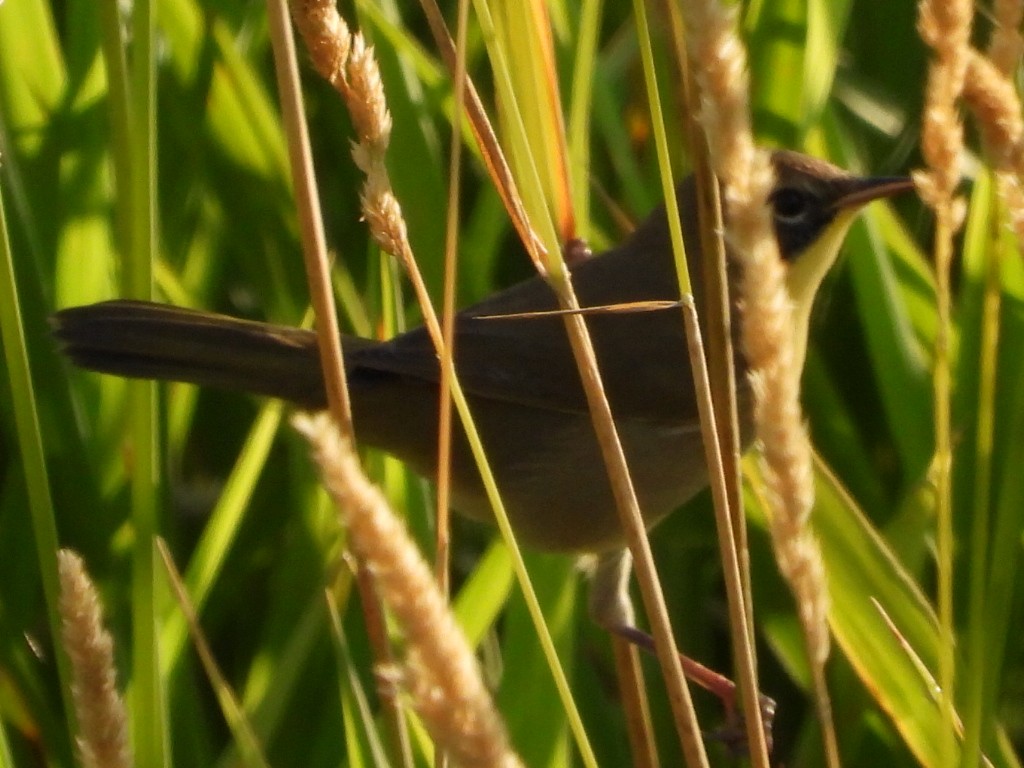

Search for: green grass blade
xmin=452 ymin=540 xmax=514 ymax=647
xmin=124 ymin=0 xmax=165 ymax=760
xmin=0 ymin=160 xmax=75 ymax=765
xmin=160 ymin=401 xmax=285 ymax=676
xmin=790 ymin=457 xmax=949 ymax=766
xmin=956 ymin=168 xmax=1024 ymax=765
xmin=746 ymin=0 xmax=810 ymax=146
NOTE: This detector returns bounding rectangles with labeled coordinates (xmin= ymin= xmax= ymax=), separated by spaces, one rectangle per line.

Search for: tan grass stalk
xmin=474 ymin=3 xmax=697 ymax=761
xmin=960 ymin=9 xmax=1022 ymax=762
xmin=353 ymin=562 xmax=415 ymax=768
xmin=987 ymin=0 xmax=1024 ymax=74
xmin=435 ymin=0 xmax=472 ymax=623
xmin=477 ymin=4 xmax=707 ymax=756
xmin=267 ymin=0 xmax=352 ymax=435
xmin=265 ymin=4 xmax=413 ymax=761
xmin=295 ymin=413 xmax=522 ymax=768
xmin=612 ymin=638 xmax=660 ymax=768
xmin=679 ymin=0 xmax=831 ymax=763
xmin=287 ymin=5 xmax=596 ymax=762
xmin=434 ymin=8 xmax=471 ymax=766
xmin=57 ymin=549 xmax=132 ymax=768
xmin=664 ymin=0 xmax=750 ymax=631
xmin=963 ymin=49 xmax=1024 ymax=240
xmin=916 ymin=0 xmax=971 ymax=214
xmin=916 ymin=0 xmax=972 ymax=762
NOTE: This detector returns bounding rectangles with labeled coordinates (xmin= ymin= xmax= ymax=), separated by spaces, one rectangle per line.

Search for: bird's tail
xmin=51 ymin=299 xmax=365 ymax=410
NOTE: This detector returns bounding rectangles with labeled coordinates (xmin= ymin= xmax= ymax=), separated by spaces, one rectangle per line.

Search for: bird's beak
xmin=831 ymin=176 xmax=917 ymax=211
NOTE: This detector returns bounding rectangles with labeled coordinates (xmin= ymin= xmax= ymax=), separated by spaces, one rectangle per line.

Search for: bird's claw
xmin=707 ymin=692 xmax=776 ymax=756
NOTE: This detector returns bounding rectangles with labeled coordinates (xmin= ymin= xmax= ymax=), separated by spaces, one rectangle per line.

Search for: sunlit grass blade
xmin=487 ymin=1 xmax=575 ymax=242
xmin=745 ymin=0 xmax=812 ymax=145
xmin=955 ymin=166 xmax=1024 ymax=765
xmin=452 ymin=540 xmax=515 ymax=646
xmin=774 ymin=456 xmax=957 ymax=766
xmin=566 ymin=0 xmax=601 ymax=233
xmin=497 ymin=554 xmax=578 ymax=768
xmin=475 ymin=0 xmax=560 ymax=256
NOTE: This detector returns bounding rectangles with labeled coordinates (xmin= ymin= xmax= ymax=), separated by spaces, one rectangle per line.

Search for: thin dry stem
xmin=295 ymin=413 xmax=522 ymax=768
xmin=558 ymin=291 xmax=705 ymax=764
xmin=268 ymin=0 xmax=352 ymax=434
xmin=275 ymin=5 xmax=413 ymax=761
xmin=289 ymin=6 xmax=595 ymax=760
xmin=916 ymin=0 xmax=972 ymax=761
xmin=666 ymin=0 xmax=751 ymax=639
xmin=156 ymin=540 xmax=271 ymax=768
xmin=613 ymin=637 xmax=661 ymax=768
xmin=679 ymin=0 xmax=832 ymax=762
xmin=433 ymin=9 xmax=469 ymax=767
xmin=353 ymin=562 xmax=415 ymax=768
xmin=682 ymin=0 xmax=826 ymax=637
xmin=58 ymin=549 xmax=132 ymax=768
xmin=435 ymin=0 xmax=473 ymax=618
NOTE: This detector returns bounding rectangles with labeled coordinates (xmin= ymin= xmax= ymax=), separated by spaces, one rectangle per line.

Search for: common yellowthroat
xmin=52 ymin=151 xmax=912 ymax=657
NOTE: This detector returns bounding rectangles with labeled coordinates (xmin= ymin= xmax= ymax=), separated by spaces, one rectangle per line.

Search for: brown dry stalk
xmin=295 ymin=413 xmax=522 ymax=768
xmin=988 ymin=0 xmax=1024 ymax=74
xmin=963 ymin=48 xmax=1024 ymax=240
xmin=290 ymin=0 xmax=415 ymax=295
xmin=57 ymin=549 xmax=132 ymax=768
xmin=290 ymin=0 xmax=394 ymax=241
xmin=678 ymin=0 xmax=834 ymax=764
xmin=916 ymin=0 xmax=971 ymax=213
xmin=289 ymin=12 xmax=511 ymax=757
xmin=418 ymin=0 xmax=549 ymax=269
xmin=680 ymin=0 xmax=828 ymax=666
xmin=289 ymin=6 xmax=595 ymax=761
xmin=964 ymin=50 xmax=1024 ymax=162
xmin=916 ymin=0 xmax=971 ymax=760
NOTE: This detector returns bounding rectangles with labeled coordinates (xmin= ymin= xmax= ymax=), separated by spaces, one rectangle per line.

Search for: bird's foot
xmin=705 ymin=691 xmax=776 ymax=757
xmin=610 ymin=623 xmax=775 ymax=754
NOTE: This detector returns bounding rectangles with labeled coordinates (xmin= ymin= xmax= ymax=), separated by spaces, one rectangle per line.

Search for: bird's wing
xmin=349 ymin=235 xmax=702 ymax=424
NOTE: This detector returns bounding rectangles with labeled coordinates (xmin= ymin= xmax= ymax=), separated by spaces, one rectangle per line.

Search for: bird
xmin=52 ymin=150 xmax=913 ymax=733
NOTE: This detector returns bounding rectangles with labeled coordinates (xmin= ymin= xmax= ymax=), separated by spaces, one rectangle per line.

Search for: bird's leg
xmin=588 ymin=549 xmax=776 ymax=753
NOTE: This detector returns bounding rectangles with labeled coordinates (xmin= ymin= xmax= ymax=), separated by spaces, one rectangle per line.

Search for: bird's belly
xmin=350 ymin=373 xmax=710 ymax=553
xmin=454 ymin=414 xmax=709 ymax=553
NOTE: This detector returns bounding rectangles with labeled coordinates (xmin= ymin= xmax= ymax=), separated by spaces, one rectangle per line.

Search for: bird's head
xmin=766 ymin=150 xmax=915 ymax=366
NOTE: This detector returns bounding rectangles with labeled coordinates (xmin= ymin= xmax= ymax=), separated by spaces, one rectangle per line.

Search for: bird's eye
xmin=771 ymin=187 xmax=812 ymax=225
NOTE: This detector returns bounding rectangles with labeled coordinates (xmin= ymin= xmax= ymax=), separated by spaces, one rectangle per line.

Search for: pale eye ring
xmin=771 ymin=187 xmax=812 ymax=225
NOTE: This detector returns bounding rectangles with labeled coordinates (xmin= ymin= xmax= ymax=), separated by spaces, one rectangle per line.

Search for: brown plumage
xmin=52 ymin=151 xmax=912 ymax=553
